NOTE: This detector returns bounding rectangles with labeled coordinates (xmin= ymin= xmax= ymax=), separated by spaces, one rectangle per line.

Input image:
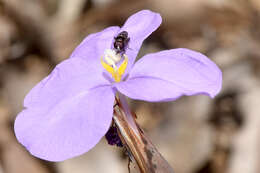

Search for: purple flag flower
xmin=14 ymin=10 xmax=222 ymax=162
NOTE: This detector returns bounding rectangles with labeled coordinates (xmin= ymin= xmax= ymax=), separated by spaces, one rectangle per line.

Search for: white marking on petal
xmin=104 ymin=49 xmax=121 ymax=68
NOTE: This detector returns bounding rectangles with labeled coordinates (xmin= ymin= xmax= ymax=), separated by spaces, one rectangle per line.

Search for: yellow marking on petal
xmin=118 ymin=55 xmax=128 ymax=76
xmin=101 ymin=52 xmax=128 ymax=83
xmin=114 ymin=73 xmax=121 ymax=83
xmin=101 ymin=58 xmax=118 ymax=82
xmin=101 ymin=58 xmax=115 ymax=75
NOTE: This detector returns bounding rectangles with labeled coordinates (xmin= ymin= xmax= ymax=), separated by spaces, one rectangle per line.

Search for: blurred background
xmin=1 ymin=0 xmax=260 ymax=173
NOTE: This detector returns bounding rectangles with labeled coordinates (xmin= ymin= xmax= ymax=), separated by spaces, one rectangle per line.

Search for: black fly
xmin=113 ymin=31 xmax=130 ymax=54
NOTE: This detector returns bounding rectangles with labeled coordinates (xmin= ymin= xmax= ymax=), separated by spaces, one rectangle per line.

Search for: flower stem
xmin=113 ymin=93 xmax=174 ymax=173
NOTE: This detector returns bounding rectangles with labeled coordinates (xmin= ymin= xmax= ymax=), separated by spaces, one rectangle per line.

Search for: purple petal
xmin=24 ymin=27 xmax=120 ymax=108
xmin=24 ymin=57 xmax=109 ymax=108
xmin=16 ymin=27 xmax=119 ymax=161
xmin=15 ymin=86 xmax=115 ymax=161
xmin=71 ymin=26 xmax=120 ymax=61
xmin=119 ymin=10 xmax=162 ymax=74
xmin=116 ymin=48 xmax=222 ymax=102
xmin=70 ymin=26 xmax=120 ymax=75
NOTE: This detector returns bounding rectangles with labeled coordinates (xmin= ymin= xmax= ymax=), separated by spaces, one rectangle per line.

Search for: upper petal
xmin=15 ymin=86 xmax=115 ymax=161
xmin=116 ymin=48 xmax=222 ymax=102
xmin=70 ymin=26 xmax=120 ymax=62
xmin=119 ymin=10 xmax=162 ymax=74
xmin=24 ymin=27 xmax=120 ymax=108
xmin=24 ymin=57 xmax=109 ymax=108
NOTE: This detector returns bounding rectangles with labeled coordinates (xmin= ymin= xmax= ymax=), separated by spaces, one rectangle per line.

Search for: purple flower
xmin=14 ymin=10 xmax=222 ymax=162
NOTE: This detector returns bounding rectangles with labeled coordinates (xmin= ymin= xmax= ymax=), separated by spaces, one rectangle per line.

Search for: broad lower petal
xmin=15 ymin=86 xmax=115 ymax=161
xmin=116 ymin=48 xmax=222 ymax=102
xmin=119 ymin=10 xmax=162 ymax=74
xmin=16 ymin=26 xmax=119 ymax=161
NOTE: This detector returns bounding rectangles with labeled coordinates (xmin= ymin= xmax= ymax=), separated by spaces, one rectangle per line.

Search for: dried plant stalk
xmin=113 ymin=95 xmax=174 ymax=173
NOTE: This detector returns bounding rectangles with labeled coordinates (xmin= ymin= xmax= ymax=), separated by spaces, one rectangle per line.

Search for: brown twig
xmin=113 ymin=95 xmax=174 ymax=173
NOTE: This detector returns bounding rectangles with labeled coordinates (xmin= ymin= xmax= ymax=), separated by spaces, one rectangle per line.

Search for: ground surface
xmin=1 ymin=0 xmax=260 ymax=173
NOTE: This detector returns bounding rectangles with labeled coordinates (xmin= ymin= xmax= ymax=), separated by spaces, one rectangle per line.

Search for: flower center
xmin=101 ymin=49 xmax=128 ymax=82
